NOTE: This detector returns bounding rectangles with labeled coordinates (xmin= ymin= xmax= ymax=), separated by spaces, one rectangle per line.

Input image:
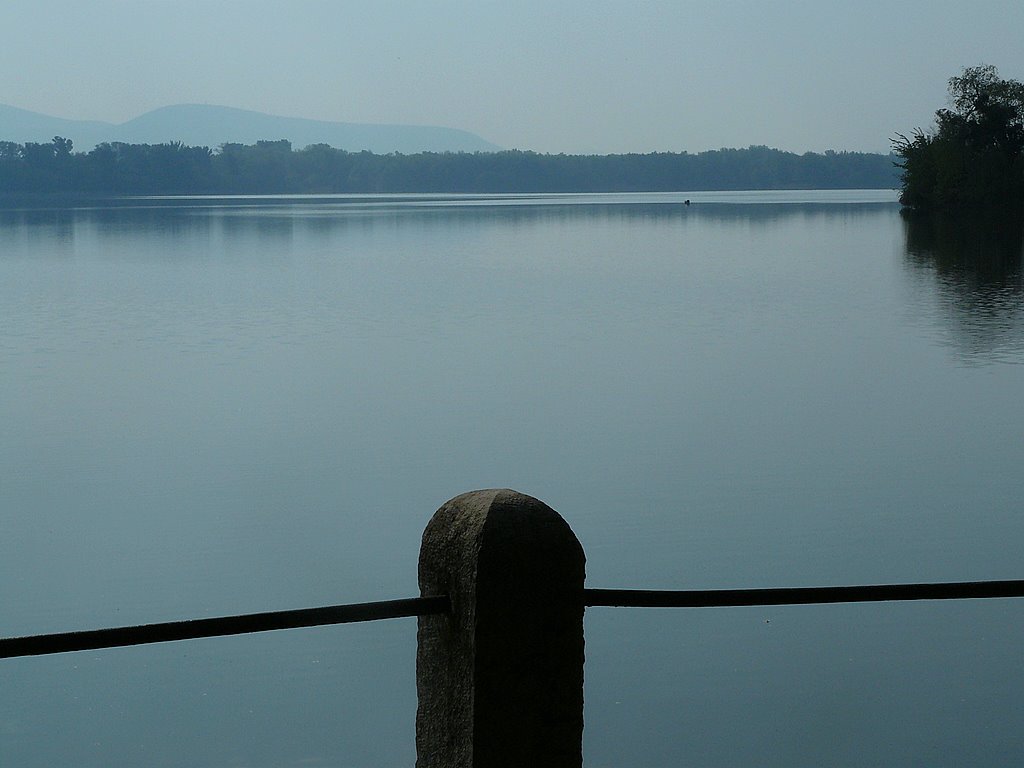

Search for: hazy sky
xmin=4 ymin=0 xmax=1024 ymax=155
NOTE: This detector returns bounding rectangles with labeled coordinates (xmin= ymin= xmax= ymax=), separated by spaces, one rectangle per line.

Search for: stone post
xmin=416 ymin=489 xmax=586 ymax=768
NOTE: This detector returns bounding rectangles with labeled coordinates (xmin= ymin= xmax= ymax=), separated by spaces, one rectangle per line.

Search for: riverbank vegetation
xmin=0 ymin=139 xmax=897 ymax=195
xmin=894 ymin=65 xmax=1024 ymax=210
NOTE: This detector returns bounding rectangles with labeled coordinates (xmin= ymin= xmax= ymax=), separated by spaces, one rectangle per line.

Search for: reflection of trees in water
xmin=903 ymin=210 xmax=1024 ymax=361
xmin=2 ymin=194 xmax=898 ymax=238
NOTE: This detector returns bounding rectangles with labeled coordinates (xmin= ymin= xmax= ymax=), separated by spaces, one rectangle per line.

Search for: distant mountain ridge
xmin=0 ymin=103 xmax=501 ymax=154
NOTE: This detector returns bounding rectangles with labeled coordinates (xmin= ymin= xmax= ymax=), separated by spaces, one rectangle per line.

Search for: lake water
xmin=1 ymin=191 xmax=1022 ymax=767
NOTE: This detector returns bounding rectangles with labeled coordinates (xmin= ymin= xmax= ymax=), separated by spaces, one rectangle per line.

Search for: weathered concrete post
xmin=416 ymin=489 xmax=586 ymax=768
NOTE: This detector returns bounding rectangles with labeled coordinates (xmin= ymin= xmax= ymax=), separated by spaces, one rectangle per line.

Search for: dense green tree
xmin=894 ymin=65 xmax=1024 ymax=209
xmin=52 ymin=136 xmax=73 ymax=158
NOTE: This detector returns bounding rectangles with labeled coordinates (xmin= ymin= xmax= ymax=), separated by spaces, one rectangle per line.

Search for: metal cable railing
xmin=0 ymin=595 xmax=449 ymax=659
xmin=583 ymin=579 xmax=1024 ymax=607
xmin=3 ymin=579 xmax=1022 ymax=660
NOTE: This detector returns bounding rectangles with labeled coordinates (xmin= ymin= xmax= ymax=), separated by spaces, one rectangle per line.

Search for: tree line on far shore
xmin=0 ymin=138 xmax=899 ymax=195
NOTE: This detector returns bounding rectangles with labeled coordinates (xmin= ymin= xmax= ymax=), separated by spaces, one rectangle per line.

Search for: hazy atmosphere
xmin=3 ymin=0 xmax=1024 ymax=155
xmin=5 ymin=2 xmax=1024 ymax=767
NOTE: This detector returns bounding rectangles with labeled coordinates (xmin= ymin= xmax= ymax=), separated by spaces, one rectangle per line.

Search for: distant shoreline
xmin=0 ymin=140 xmax=900 ymax=195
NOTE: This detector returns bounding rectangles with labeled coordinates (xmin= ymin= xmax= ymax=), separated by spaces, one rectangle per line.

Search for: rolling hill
xmin=0 ymin=103 xmax=501 ymax=154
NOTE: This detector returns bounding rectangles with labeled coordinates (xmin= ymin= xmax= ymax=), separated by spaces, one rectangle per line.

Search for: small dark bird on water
xmin=684 ymin=199 xmax=691 ymax=206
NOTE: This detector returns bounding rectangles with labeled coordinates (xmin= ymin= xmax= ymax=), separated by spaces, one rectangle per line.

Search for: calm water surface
xmin=1 ymin=191 xmax=1022 ymax=767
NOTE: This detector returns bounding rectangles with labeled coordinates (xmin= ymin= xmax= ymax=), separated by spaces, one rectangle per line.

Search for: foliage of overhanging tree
xmin=894 ymin=65 xmax=1024 ymax=209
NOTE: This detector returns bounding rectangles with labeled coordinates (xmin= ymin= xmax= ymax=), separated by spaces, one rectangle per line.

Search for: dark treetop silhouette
xmin=894 ymin=65 xmax=1024 ymax=210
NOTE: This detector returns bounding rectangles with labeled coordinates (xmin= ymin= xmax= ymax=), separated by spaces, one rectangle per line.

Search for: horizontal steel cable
xmin=0 ymin=595 xmax=450 ymax=659
xmin=4 ymin=580 xmax=1021 ymax=660
xmin=583 ymin=579 xmax=1024 ymax=607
